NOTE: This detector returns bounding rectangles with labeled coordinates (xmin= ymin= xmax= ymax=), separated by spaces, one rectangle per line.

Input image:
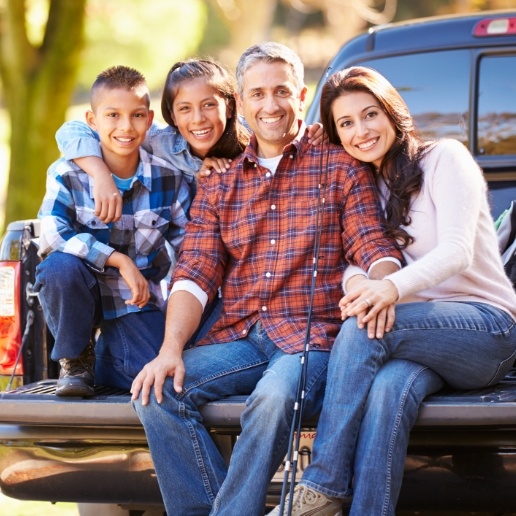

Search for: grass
xmin=0 ymin=493 xmax=79 ymax=515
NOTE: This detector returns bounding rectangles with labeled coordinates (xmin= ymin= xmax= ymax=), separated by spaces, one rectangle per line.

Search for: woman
xmin=271 ymin=66 xmax=516 ymax=516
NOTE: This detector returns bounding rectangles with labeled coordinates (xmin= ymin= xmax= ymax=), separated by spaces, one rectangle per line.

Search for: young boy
xmin=35 ymin=66 xmax=191 ymax=396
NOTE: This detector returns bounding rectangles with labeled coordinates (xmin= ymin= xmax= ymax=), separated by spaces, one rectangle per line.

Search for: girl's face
xmin=332 ymin=91 xmax=396 ymax=169
xmin=171 ymin=77 xmax=231 ymax=159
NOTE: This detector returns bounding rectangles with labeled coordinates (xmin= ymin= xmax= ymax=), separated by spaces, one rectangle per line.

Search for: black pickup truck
xmin=2 ymin=10 xmax=516 ymax=516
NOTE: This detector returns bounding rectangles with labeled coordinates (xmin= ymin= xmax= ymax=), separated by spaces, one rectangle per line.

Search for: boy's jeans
xmin=132 ymin=321 xmax=329 ymax=516
xmin=34 ymin=252 xmax=164 ymax=389
xmin=300 ymin=301 xmax=516 ymax=516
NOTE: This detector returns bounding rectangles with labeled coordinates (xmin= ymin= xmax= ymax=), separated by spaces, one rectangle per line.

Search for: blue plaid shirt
xmin=56 ymin=120 xmax=202 ymax=190
xmin=38 ymin=148 xmax=191 ymax=319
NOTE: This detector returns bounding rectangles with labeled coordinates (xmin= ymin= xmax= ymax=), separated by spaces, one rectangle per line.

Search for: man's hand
xmin=198 ymin=157 xmax=232 ymax=178
xmin=131 ymin=348 xmax=185 ymax=405
xmin=107 ymin=252 xmax=150 ymax=308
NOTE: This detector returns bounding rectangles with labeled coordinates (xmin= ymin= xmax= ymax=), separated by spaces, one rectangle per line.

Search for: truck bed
xmin=3 ymin=373 xmax=516 ymax=511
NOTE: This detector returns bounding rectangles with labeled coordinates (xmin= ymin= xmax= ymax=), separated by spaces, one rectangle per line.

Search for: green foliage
xmin=77 ymin=0 xmax=207 ymax=95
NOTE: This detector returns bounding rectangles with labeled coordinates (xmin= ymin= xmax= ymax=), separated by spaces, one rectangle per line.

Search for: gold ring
xmin=364 ymin=298 xmax=372 ymax=307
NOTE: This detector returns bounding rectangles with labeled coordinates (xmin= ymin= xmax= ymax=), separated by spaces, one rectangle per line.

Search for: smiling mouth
xmin=114 ymin=136 xmax=136 ymax=143
xmin=356 ymin=138 xmax=379 ymax=150
xmin=191 ymin=128 xmax=212 ymax=137
xmin=261 ymin=116 xmax=282 ymax=124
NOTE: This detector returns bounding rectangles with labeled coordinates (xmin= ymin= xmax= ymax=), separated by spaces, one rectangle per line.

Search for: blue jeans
xmin=34 ymin=252 xmax=164 ymax=389
xmin=300 ymin=301 xmax=516 ymax=516
xmin=132 ymin=321 xmax=329 ymax=516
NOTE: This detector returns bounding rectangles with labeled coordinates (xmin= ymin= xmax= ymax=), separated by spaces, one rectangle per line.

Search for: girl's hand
xmin=307 ymin=122 xmax=327 ymax=146
xmin=198 ymin=157 xmax=232 ymax=178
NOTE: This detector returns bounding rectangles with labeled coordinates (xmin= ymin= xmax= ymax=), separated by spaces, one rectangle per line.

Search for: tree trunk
xmin=0 ymin=0 xmax=87 ymax=230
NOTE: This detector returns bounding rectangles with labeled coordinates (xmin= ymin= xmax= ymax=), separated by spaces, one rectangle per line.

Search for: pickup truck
xmin=2 ymin=10 xmax=516 ymax=516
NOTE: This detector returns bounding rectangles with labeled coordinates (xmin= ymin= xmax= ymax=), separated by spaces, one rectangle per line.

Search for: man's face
xmin=237 ymin=61 xmax=307 ymax=158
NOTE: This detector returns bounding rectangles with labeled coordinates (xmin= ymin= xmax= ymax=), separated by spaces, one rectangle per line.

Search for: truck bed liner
xmin=3 ymin=369 xmax=516 ymax=429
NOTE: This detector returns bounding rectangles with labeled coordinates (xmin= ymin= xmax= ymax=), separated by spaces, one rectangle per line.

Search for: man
xmin=131 ymin=42 xmax=402 ymax=515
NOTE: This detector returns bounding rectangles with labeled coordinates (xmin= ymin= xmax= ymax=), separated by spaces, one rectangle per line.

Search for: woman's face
xmin=332 ymin=91 xmax=396 ymax=169
xmin=171 ymin=77 xmax=231 ymax=159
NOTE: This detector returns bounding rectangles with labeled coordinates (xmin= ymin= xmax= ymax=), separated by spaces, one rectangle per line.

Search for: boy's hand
xmin=197 ymin=157 xmax=232 ymax=178
xmin=107 ymin=252 xmax=150 ymax=308
xmin=307 ymin=122 xmax=326 ymax=146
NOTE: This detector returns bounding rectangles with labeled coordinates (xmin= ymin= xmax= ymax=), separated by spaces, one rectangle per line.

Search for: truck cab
xmin=306 ymin=10 xmax=516 ymax=218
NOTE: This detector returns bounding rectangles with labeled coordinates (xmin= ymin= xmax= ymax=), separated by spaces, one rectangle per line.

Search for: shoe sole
xmin=56 ymin=379 xmax=94 ymax=397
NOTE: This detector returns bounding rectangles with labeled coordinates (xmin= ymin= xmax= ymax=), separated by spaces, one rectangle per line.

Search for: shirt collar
xmin=87 ymin=147 xmax=152 ymax=198
xmin=241 ymin=120 xmax=308 ymax=170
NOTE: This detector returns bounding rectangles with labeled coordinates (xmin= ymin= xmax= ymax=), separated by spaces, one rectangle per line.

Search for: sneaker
xmin=269 ymin=485 xmax=342 ymax=516
xmin=55 ymin=342 xmax=95 ymax=397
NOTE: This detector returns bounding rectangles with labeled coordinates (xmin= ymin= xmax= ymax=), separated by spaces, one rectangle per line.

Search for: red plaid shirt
xmin=173 ymin=123 xmax=402 ymax=353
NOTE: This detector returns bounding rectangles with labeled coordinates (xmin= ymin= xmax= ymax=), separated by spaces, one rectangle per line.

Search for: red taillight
xmin=474 ymin=17 xmax=516 ymax=36
xmin=0 ymin=261 xmax=23 ymax=375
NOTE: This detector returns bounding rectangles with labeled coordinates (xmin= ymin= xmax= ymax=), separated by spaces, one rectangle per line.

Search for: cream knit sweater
xmin=343 ymin=139 xmax=516 ymax=319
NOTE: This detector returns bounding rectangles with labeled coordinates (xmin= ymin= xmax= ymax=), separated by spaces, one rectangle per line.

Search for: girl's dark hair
xmin=320 ymin=66 xmax=433 ymax=248
xmin=161 ymin=59 xmax=250 ymax=159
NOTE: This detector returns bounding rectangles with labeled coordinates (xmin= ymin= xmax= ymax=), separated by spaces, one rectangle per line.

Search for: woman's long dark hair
xmin=320 ymin=66 xmax=432 ymax=248
xmin=161 ymin=59 xmax=250 ymax=159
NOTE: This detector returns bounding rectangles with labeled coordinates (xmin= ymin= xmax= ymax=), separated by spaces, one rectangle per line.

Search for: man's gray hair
xmin=236 ymin=42 xmax=305 ymax=95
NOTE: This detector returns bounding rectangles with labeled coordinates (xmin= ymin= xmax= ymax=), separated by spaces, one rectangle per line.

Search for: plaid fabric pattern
xmin=173 ymin=124 xmax=403 ymax=353
xmin=39 ymin=148 xmax=191 ymax=319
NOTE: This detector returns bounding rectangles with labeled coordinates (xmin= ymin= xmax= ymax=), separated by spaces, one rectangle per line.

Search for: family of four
xmin=35 ymin=41 xmax=516 ymax=516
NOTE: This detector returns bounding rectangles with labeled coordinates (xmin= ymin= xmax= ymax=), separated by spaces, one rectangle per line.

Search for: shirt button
xmin=289 ymin=154 xmax=294 ymax=159
xmin=266 ymin=172 xmax=271 ymax=178
xmin=254 ymin=163 xmax=257 ymax=168
xmin=242 ymin=329 xmax=247 ymax=335
xmin=271 ymin=205 xmax=276 ymax=210
xmin=266 ymin=272 xmax=271 ymax=278
xmin=270 ymin=239 xmax=276 ymax=244
xmin=261 ymin=306 xmax=267 ymax=312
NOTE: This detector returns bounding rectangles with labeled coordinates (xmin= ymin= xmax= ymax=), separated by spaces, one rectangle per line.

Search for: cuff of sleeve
xmin=367 ymin=256 xmax=401 ymax=274
xmin=171 ymin=280 xmax=208 ymax=310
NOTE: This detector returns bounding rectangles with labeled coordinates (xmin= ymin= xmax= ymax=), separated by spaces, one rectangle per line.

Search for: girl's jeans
xmin=300 ymin=301 xmax=516 ymax=516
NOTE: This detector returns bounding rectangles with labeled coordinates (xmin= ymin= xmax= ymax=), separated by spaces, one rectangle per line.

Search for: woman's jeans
xmin=34 ymin=252 xmax=164 ymax=389
xmin=300 ymin=301 xmax=516 ymax=516
xmin=132 ymin=321 xmax=329 ymax=516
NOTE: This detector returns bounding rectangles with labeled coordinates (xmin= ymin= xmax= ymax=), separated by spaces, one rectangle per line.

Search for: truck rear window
xmin=358 ymin=50 xmax=470 ymax=146
xmin=477 ymin=54 xmax=516 ymax=156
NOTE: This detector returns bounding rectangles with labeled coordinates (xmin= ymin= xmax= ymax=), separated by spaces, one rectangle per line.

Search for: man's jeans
xmin=34 ymin=252 xmax=164 ymax=389
xmin=300 ymin=301 xmax=516 ymax=516
xmin=132 ymin=321 xmax=329 ymax=516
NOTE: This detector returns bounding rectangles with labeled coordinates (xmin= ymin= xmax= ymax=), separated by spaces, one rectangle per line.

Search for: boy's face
xmin=86 ymin=86 xmax=153 ymax=162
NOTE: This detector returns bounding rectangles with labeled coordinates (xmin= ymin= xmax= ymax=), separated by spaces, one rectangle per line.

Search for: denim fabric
xmin=132 ymin=321 xmax=329 ymax=516
xmin=300 ymin=301 xmax=516 ymax=516
xmin=34 ymin=252 xmax=164 ymax=389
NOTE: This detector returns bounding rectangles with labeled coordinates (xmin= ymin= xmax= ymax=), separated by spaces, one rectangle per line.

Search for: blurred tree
xmin=0 ymin=0 xmax=87 ymax=228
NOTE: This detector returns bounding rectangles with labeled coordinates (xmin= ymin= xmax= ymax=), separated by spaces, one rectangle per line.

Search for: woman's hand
xmin=197 ymin=157 xmax=232 ymax=178
xmin=339 ymin=279 xmax=399 ymax=338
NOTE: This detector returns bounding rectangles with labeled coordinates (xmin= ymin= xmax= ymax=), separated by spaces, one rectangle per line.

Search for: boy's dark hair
xmin=91 ymin=65 xmax=149 ymax=110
